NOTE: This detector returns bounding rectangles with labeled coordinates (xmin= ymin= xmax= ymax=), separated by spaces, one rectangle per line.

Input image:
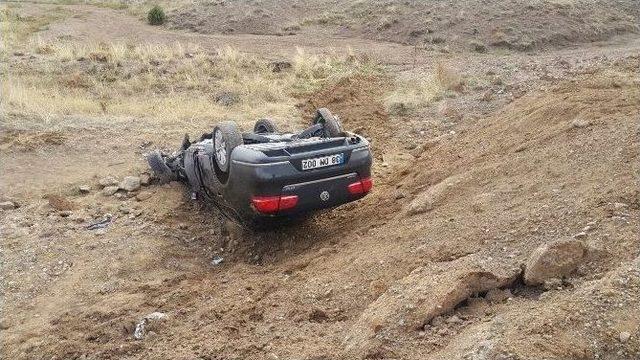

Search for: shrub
xmin=147 ymin=5 xmax=165 ymax=26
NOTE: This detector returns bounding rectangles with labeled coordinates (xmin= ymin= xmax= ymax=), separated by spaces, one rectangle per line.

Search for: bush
xmin=147 ymin=6 xmax=165 ymax=26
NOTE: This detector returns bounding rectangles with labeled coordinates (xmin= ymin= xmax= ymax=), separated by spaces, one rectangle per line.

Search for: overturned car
xmin=147 ymin=108 xmax=373 ymax=228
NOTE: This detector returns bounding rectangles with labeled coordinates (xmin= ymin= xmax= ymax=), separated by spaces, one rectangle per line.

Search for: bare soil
xmin=1 ymin=2 xmax=639 ymax=360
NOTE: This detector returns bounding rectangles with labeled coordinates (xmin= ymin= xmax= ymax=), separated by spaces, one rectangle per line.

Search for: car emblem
xmin=320 ymin=191 xmax=330 ymax=201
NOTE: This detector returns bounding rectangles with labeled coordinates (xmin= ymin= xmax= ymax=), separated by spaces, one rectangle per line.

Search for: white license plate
xmin=301 ymin=153 xmax=344 ymax=170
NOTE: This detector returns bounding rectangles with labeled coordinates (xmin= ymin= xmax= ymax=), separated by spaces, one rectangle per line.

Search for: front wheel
xmin=254 ymin=118 xmax=278 ymax=133
xmin=213 ymin=121 xmax=243 ymax=174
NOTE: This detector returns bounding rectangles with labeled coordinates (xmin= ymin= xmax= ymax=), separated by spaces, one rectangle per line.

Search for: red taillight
xmin=348 ymin=177 xmax=373 ymax=195
xmin=251 ymin=195 xmax=299 ymax=214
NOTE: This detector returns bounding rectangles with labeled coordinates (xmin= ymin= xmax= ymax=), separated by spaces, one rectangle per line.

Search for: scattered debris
xmin=523 ymin=238 xmax=588 ymax=286
xmin=140 ymin=173 xmax=151 ymax=186
xmin=86 ymin=215 xmax=113 ymax=230
xmin=79 ymin=185 xmax=91 ymax=194
xmin=211 ymin=256 xmax=224 ymax=265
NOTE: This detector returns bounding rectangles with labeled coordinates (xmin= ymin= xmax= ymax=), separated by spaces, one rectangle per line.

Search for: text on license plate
xmin=301 ymin=153 xmax=344 ymax=170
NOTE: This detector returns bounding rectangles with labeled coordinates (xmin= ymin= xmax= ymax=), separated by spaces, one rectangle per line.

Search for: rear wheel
xmin=212 ymin=121 xmax=243 ymax=181
xmin=313 ymin=108 xmax=343 ymax=138
xmin=147 ymin=150 xmax=174 ymax=184
xmin=254 ymin=118 xmax=278 ymax=134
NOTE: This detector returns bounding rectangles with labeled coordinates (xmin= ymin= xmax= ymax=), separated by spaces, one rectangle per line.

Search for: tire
xmin=313 ymin=108 xmax=343 ymax=138
xmin=254 ymin=118 xmax=278 ymax=134
xmin=147 ymin=150 xmax=174 ymax=184
xmin=213 ymin=121 xmax=243 ymax=174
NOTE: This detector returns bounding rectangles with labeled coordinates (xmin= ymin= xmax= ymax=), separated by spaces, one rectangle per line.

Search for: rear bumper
xmin=224 ymin=145 xmax=372 ymax=220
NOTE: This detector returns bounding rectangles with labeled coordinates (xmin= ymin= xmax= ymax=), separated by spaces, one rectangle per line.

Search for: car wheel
xmin=254 ymin=118 xmax=278 ymax=134
xmin=313 ymin=108 xmax=343 ymax=138
xmin=213 ymin=121 xmax=243 ymax=174
xmin=146 ymin=150 xmax=174 ymax=184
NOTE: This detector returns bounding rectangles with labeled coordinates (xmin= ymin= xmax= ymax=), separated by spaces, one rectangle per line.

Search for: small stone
xmin=614 ymin=202 xmax=628 ymax=210
xmin=119 ymin=176 xmax=141 ymax=192
xmin=94 ymin=228 xmax=107 ymax=236
xmin=178 ymin=223 xmax=188 ymax=230
xmin=98 ymin=176 xmax=119 ymax=188
xmin=571 ymin=118 xmax=590 ymax=128
xmin=102 ymin=186 xmax=119 ymax=196
xmin=430 ymin=316 xmax=444 ymax=327
xmin=619 ymin=331 xmax=631 ymax=343
xmin=140 ymin=173 xmax=151 ymax=186
xmin=573 ymin=232 xmax=587 ymax=239
xmin=119 ymin=206 xmax=130 ymax=214
xmin=0 ymin=201 xmax=17 ymax=210
xmin=481 ymin=89 xmax=493 ymax=101
xmin=446 ymin=315 xmax=463 ymax=324
xmin=136 ymin=191 xmax=152 ymax=201
xmin=59 ymin=210 xmax=73 ymax=217
xmin=79 ymin=185 xmax=91 ymax=194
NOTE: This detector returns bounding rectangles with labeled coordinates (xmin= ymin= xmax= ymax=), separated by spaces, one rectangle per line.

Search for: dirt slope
xmin=171 ymin=0 xmax=640 ymax=51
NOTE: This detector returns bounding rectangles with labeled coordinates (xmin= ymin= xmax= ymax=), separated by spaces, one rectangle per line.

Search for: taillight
xmin=251 ymin=195 xmax=299 ymax=214
xmin=348 ymin=177 xmax=373 ymax=195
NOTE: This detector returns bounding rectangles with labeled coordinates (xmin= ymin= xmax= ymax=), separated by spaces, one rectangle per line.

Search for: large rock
xmin=119 ymin=176 xmax=141 ymax=192
xmin=102 ymin=186 xmax=119 ymax=196
xmin=523 ymin=238 xmax=588 ymax=286
xmin=344 ymin=255 xmax=521 ymax=356
xmin=406 ymin=173 xmax=465 ymax=215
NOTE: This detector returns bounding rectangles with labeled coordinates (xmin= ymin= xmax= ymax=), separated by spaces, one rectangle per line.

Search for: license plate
xmin=301 ymin=153 xmax=344 ymax=170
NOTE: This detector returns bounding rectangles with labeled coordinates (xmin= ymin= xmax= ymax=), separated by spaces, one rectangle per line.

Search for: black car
xmin=147 ymin=108 xmax=373 ymax=228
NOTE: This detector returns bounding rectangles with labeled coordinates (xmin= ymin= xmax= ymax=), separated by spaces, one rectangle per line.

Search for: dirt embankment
xmin=170 ymin=0 xmax=640 ymax=51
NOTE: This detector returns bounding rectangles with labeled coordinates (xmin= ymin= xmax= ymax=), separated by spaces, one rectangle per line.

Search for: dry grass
xmin=2 ymin=35 xmax=380 ymax=130
xmin=385 ymin=63 xmax=464 ymax=115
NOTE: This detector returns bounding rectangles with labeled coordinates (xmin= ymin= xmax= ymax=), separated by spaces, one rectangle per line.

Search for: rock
xmin=481 ymin=89 xmax=493 ymax=101
xmin=119 ymin=176 xmax=141 ymax=192
xmin=134 ymin=312 xmax=168 ymax=340
xmin=0 ymin=201 xmax=17 ymax=210
xmin=406 ymin=174 xmax=465 ymax=215
xmin=135 ymin=191 xmax=152 ymax=201
xmin=59 ymin=210 xmax=73 ymax=217
xmin=79 ymin=185 xmax=91 ymax=194
xmin=485 ymin=288 xmax=512 ymax=303
xmin=140 ymin=173 xmax=151 ymax=186
xmin=446 ymin=315 xmax=463 ymax=324
xmin=571 ymin=118 xmax=590 ymax=128
xmin=523 ymin=239 xmax=588 ymax=286
xmin=619 ymin=331 xmax=631 ymax=343
xmin=573 ymin=232 xmax=587 ymax=239
xmin=98 ymin=176 xmax=119 ymax=188
xmin=345 ymin=255 xmax=520 ymax=356
xmin=102 ymin=186 xmax=119 ymax=196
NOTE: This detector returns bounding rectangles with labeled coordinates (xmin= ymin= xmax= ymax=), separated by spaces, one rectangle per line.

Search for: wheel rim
xmin=214 ymin=129 xmax=227 ymax=167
